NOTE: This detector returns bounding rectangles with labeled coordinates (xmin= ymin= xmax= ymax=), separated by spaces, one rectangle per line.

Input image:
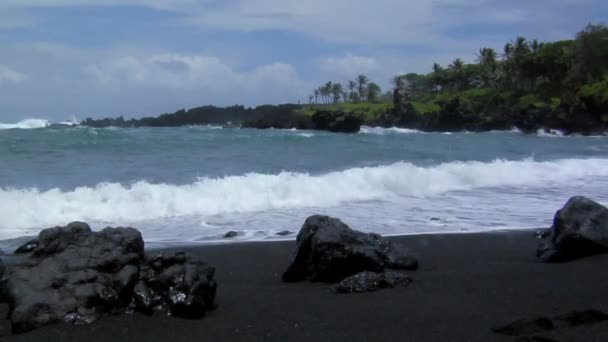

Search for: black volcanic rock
xmin=13 ymin=240 xmax=38 ymax=254
xmin=537 ymin=196 xmax=608 ymax=262
xmin=331 ymin=271 xmax=412 ymax=294
xmin=0 ymin=222 xmax=216 ymax=333
xmin=283 ymin=215 xmax=418 ymax=283
xmin=134 ymin=252 xmax=216 ymax=318
xmin=311 ymin=111 xmax=362 ymax=133
xmin=243 ymin=110 xmax=362 ymax=133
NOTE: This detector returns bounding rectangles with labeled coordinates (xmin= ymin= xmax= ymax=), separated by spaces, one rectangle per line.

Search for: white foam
xmin=537 ymin=128 xmax=566 ymax=137
xmin=1 ymin=158 xmax=607 ymax=236
xmin=0 ymin=118 xmax=49 ymax=130
xmin=188 ymin=124 xmax=223 ymax=130
xmin=360 ymin=126 xmax=424 ymax=135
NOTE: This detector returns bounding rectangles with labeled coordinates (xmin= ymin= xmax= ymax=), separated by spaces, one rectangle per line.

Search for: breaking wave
xmin=1 ymin=158 xmax=607 ymax=231
xmin=0 ymin=119 xmax=49 ymax=130
xmin=360 ymin=126 xmax=424 ymax=135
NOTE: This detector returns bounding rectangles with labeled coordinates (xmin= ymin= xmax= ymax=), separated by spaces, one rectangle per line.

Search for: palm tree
xmin=348 ymin=81 xmax=357 ymax=102
xmin=477 ymin=48 xmax=497 ymax=68
xmin=449 ymin=58 xmax=464 ymax=70
xmin=503 ymin=42 xmax=513 ymax=60
xmin=433 ymin=63 xmax=442 ymax=73
xmin=347 ymin=80 xmax=357 ymax=102
xmin=530 ymin=39 xmax=543 ymax=53
xmin=513 ymin=37 xmax=530 ymax=59
xmin=356 ymin=74 xmax=369 ymax=102
xmin=476 ymin=48 xmax=499 ymax=88
xmin=367 ymin=82 xmax=382 ymax=102
xmin=430 ymin=63 xmax=444 ymax=92
xmin=448 ymin=58 xmax=466 ymax=90
xmin=331 ymin=82 xmax=344 ymax=104
xmin=511 ymin=37 xmax=532 ymax=90
xmin=308 ymin=95 xmax=314 ymax=104
xmin=313 ymin=89 xmax=319 ymax=104
xmin=392 ymin=75 xmax=404 ymax=92
xmin=324 ymin=82 xmax=333 ymax=103
xmin=318 ymin=86 xmax=328 ymax=104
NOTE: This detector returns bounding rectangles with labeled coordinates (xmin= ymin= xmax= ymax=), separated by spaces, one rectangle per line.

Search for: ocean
xmin=1 ymin=119 xmax=607 ymax=248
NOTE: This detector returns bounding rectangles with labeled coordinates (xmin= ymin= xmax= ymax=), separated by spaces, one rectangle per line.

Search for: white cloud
xmin=1 ymin=0 xmax=602 ymax=45
xmin=180 ymin=0 xmax=601 ymax=45
xmin=184 ymin=1 xmax=441 ymax=45
xmin=0 ymin=0 xmax=201 ymax=11
xmin=0 ymin=44 xmax=310 ymax=120
xmin=84 ymin=53 xmax=305 ymax=96
xmin=0 ymin=66 xmax=27 ymax=85
xmin=319 ymin=54 xmax=380 ymax=79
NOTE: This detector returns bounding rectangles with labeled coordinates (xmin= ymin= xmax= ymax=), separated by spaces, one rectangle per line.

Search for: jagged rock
xmin=1 ymin=222 xmax=216 ymax=333
xmin=331 ymin=271 xmax=412 ymax=294
xmin=368 ymin=233 xmax=419 ymax=270
xmin=283 ymin=215 xmax=418 ymax=283
xmin=13 ymin=240 xmax=38 ymax=254
xmin=311 ymin=111 xmax=362 ymax=133
xmin=133 ymin=252 xmax=216 ymax=319
xmin=537 ymin=196 xmax=608 ymax=262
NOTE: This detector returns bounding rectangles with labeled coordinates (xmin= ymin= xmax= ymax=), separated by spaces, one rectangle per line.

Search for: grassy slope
xmin=296 ymin=101 xmax=440 ymax=122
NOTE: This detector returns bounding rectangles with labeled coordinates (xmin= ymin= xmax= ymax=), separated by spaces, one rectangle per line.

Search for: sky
xmin=0 ymin=0 xmax=606 ymax=122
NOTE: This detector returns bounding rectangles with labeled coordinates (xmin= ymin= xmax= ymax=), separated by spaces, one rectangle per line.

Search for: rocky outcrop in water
xmin=0 ymin=222 xmax=217 ymax=333
xmin=537 ymin=196 xmax=608 ymax=262
xmin=243 ymin=110 xmax=362 ymax=133
xmin=310 ymin=111 xmax=362 ymax=133
xmin=372 ymin=96 xmax=606 ymax=135
xmin=283 ymin=215 xmax=417 ymax=285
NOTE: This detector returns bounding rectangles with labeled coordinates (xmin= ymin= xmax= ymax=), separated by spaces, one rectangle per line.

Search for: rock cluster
xmin=283 ymin=215 xmax=417 ymax=293
xmin=310 ymin=111 xmax=363 ymax=133
xmin=0 ymin=222 xmax=216 ymax=333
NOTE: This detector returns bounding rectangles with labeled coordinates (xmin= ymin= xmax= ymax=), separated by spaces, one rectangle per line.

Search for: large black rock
xmin=0 ymin=222 xmax=216 ymax=333
xmin=311 ymin=111 xmax=362 ymax=133
xmin=537 ymin=196 xmax=608 ymax=262
xmin=283 ymin=215 xmax=418 ymax=283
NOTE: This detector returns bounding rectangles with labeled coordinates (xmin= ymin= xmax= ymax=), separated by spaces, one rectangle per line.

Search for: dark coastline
xmin=3 ymin=230 xmax=608 ymax=341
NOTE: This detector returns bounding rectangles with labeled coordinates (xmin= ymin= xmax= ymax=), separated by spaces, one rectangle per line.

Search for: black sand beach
xmin=2 ymin=230 xmax=608 ymax=342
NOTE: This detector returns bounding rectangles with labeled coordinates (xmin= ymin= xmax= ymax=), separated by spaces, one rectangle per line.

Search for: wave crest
xmin=360 ymin=126 xmax=423 ymax=135
xmin=0 ymin=119 xmax=50 ymax=130
xmin=1 ymin=158 xmax=607 ymax=232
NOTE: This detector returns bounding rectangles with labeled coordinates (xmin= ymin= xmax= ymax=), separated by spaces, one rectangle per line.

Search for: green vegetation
xmin=306 ymin=23 xmax=608 ymax=134
xmin=296 ymin=102 xmax=392 ymax=122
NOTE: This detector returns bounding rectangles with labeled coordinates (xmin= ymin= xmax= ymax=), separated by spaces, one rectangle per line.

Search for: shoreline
xmin=143 ymin=226 xmax=544 ymax=250
xmin=0 ymin=227 xmax=545 ymax=254
xmin=3 ymin=229 xmax=608 ymax=341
